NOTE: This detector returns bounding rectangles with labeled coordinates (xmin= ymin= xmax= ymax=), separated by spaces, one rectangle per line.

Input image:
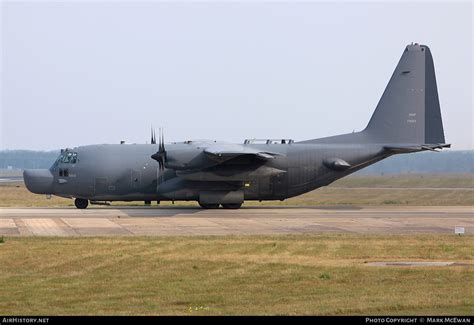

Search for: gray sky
xmin=1 ymin=1 xmax=472 ymax=150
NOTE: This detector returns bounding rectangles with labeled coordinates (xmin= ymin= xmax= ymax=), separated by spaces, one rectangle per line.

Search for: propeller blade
xmin=159 ymin=127 xmax=164 ymax=152
xmin=151 ymin=127 xmax=156 ymax=145
xmin=151 ymin=127 xmax=166 ymax=184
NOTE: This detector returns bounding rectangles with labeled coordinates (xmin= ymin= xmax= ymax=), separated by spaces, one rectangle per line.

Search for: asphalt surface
xmin=0 ymin=206 xmax=472 ymax=236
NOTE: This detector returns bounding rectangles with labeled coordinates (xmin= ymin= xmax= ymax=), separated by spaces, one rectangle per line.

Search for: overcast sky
xmin=1 ymin=1 xmax=472 ymax=150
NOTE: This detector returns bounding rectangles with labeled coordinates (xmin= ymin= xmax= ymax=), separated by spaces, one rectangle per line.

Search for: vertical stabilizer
xmin=365 ymin=43 xmax=445 ymax=144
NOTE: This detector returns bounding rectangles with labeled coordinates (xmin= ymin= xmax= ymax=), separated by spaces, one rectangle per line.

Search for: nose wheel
xmin=74 ymin=198 xmax=89 ymax=209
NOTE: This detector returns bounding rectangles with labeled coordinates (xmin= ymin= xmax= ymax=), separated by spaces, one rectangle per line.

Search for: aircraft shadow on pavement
xmin=105 ymin=204 xmax=363 ymax=218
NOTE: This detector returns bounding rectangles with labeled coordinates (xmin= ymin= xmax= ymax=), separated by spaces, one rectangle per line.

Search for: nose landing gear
xmin=74 ymin=198 xmax=89 ymax=209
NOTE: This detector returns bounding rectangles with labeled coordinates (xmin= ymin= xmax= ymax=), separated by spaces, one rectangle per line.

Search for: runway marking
xmin=23 ymin=218 xmax=69 ymax=236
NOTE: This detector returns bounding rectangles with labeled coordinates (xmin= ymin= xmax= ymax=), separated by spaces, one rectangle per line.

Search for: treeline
xmin=0 ymin=149 xmax=473 ymax=174
xmin=360 ymin=150 xmax=474 ymax=174
xmin=0 ymin=150 xmax=60 ymax=170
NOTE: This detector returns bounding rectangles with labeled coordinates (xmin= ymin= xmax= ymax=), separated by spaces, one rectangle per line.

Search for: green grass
xmin=0 ymin=234 xmax=472 ymax=315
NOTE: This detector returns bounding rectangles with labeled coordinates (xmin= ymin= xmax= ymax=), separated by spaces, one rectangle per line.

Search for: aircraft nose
xmin=23 ymin=169 xmax=54 ymax=194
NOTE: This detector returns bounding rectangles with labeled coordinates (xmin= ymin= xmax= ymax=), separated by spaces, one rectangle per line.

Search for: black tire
xmin=74 ymin=198 xmax=89 ymax=209
xmin=198 ymin=202 xmax=220 ymax=209
xmin=221 ymin=203 xmax=242 ymax=209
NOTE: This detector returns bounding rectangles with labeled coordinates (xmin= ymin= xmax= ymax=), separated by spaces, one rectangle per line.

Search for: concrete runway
xmin=0 ymin=206 xmax=472 ymax=236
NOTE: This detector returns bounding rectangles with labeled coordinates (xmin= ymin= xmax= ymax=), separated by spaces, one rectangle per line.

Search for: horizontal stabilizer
xmin=384 ymin=143 xmax=451 ymax=153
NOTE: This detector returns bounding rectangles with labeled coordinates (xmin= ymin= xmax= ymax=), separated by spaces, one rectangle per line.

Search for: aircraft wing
xmin=161 ymin=141 xmax=283 ymax=171
xmin=203 ymin=144 xmax=279 ymax=161
xmin=170 ymin=143 xmax=285 ymax=181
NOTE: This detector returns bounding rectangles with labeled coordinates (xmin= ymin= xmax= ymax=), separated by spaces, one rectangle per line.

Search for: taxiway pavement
xmin=0 ymin=206 xmax=472 ymax=236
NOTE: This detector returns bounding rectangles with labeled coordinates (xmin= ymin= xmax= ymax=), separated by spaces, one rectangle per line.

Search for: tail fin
xmin=365 ymin=43 xmax=446 ymax=145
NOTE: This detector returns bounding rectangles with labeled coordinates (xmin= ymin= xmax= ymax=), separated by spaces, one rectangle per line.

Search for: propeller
xmin=151 ymin=127 xmax=156 ymax=145
xmin=151 ymin=128 xmax=166 ymax=183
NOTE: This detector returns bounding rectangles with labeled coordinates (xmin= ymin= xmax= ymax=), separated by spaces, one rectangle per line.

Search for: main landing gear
xmin=221 ymin=203 xmax=242 ymax=209
xmin=198 ymin=202 xmax=242 ymax=209
xmin=74 ymin=198 xmax=89 ymax=209
xmin=73 ymin=199 xmax=242 ymax=209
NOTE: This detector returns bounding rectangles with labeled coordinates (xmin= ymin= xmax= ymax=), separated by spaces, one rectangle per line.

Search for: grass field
xmin=0 ymin=234 xmax=472 ymax=315
xmin=1 ymin=173 xmax=473 ymax=207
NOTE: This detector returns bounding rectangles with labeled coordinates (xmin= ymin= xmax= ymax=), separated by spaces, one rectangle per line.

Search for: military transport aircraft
xmin=24 ymin=43 xmax=449 ymax=209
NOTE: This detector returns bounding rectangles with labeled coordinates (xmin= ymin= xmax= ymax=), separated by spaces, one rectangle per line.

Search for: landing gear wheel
xmin=198 ymin=202 xmax=220 ymax=209
xmin=74 ymin=198 xmax=89 ymax=209
xmin=221 ymin=203 xmax=242 ymax=209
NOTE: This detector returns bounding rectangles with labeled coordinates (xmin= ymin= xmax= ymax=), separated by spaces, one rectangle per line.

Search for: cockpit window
xmin=57 ymin=152 xmax=78 ymax=164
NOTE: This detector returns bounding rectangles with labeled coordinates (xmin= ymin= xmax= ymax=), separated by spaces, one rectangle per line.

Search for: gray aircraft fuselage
xmin=29 ymin=142 xmax=385 ymax=202
xmin=23 ymin=44 xmax=449 ymax=209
